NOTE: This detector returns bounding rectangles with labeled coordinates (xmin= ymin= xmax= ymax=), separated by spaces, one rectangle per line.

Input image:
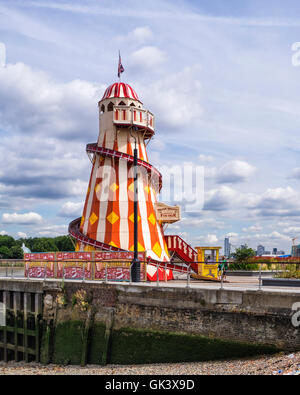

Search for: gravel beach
xmin=0 ymin=352 xmax=299 ymax=375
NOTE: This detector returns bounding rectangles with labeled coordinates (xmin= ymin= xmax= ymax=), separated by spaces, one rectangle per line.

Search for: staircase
xmin=165 ymin=235 xmax=198 ymax=274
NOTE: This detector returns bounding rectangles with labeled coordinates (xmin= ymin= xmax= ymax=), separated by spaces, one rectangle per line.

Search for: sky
xmin=1 ymin=0 xmax=300 ymax=253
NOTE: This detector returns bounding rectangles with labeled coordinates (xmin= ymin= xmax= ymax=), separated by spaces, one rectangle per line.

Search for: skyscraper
xmin=257 ymin=245 xmax=265 ymax=256
xmin=224 ymin=238 xmax=231 ymax=257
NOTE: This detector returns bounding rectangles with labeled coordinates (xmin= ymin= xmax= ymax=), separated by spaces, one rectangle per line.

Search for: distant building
xmin=272 ymin=248 xmax=278 ymax=255
xmin=257 ymin=245 xmax=265 ymax=256
xmin=277 ymin=250 xmax=285 ymax=256
xmin=292 ymin=245 xmax=300 ymax=257
xmin=224 ymin=238 xmax=231 ymax=257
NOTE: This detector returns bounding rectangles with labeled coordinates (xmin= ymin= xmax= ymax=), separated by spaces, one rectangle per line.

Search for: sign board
xmin=24 ymin=251 xmax=147 ymax=282
xmin=155 ymin=203 xmax=181 ymax=224
xmin=94 ymin=261 xmax=146 ymax=282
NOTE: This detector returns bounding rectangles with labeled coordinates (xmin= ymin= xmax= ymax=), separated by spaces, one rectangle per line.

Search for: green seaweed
xmin=109 ymin=327 xmax=279 ymax=365
xmin=52 ymin=321 xmax=84 ymax=365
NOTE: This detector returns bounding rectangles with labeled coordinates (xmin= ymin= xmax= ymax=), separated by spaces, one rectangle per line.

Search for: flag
xmin=118 ymin=51 xmax=125 ymax=78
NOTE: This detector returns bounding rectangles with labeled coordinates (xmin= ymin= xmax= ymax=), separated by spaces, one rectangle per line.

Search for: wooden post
xmin=40 ymin=320 xmax=52 ymax=365
xmin=3 ymin=291 xmax=7 ymax=362
xmin=23 ymin=293 xmax=30 ymax=363
xmin=34 ymin=294 xmax=42 ymax=362
xmin=101 ymin=309 xmax=114 ymax=366
xmin=13 ymin=292 xmax=20 ymax=361
xmin=81 ymin=308 xmax=94 ymax=367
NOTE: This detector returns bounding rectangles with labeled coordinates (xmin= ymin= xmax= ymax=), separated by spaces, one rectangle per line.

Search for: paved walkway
xmin=1 ymin=268 xmax=300 ymax=293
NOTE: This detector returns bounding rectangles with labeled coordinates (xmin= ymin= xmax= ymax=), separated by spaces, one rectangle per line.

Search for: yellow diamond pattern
xmin=95 ymin=183 xmax=101 ymax=194
xmin=109 ymin=241 xmax=118 ymax=248
xmin=153 ymin=242 xmax=162 ymax=258
xmin=129 ymin=213 xmax=141 ymax=223
xmin=164 ymin=241 xmax=169 ymax=257
xmin=110 ymin=183 xmax=119 ymax=192
xmin=130 ymin=243 xmax=145 ymax=252
xmin=89 ymin=212 xmax=98 ymax=226
xmin=80 ymin=216 xmax=85 ymax=227
xmin=107 ymin=211 xmax=119 ymax=225
xmin=148 ymin=213 xmax=156 ymax=226
xmin=128 ymin=182 xmax=134 ymax=192
xmin=144 ymin=185 xmax=150 ymax=194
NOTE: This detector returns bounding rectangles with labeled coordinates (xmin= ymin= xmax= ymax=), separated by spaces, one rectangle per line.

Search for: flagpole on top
xmin=118 ymin=50 xmax=121 ymax=82
xmin=118 ymin=50 xmax=125 ymax=82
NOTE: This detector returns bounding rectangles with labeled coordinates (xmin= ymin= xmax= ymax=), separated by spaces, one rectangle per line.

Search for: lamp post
xmin=131 ymin=135 xmax=140 ymax=282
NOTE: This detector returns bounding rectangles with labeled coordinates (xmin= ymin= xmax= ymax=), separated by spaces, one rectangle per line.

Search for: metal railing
xmin=1 ymin=259 xmax=300 ymax=291
xmin=113 ymin=106 xmax=155 ymax=132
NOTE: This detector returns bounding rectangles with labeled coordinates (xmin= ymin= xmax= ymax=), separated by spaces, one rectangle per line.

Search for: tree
xmin=0 ymin=234 xmax=75 ymax=257
xmin=53 ymin=236 xmax=75 ymax=252
xmin=0 ymin=246 xmax=11 ymax=259
xmin=10 ymin=245 xmax=24 ymax=259
xmin=0 ymin=235 xmax=16 ymax=249
xmin=231 ymin=245 xmax=257 ymax=271
xmin=32 ymin=238 xmax=59 ymax=253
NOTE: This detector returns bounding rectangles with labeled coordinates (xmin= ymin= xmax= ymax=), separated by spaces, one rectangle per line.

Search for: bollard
xmin=82 ymin=262 xmax=85 ymax=283
xmin=129 ymin=263 xmax=132 ymax=285
xmin=259 ymin=264 xmax=262 ymax=291
xmin=186 ymin=266 xmax=191 ymax=288
xmin=165 ymin=262 xmax=167 ymax=283
xmin=221 ymin=269 xmax=224 ymax=290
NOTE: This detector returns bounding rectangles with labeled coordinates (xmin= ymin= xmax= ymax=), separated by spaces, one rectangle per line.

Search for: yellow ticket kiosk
xmin=192 ymin=246 xmax=222 ymax=281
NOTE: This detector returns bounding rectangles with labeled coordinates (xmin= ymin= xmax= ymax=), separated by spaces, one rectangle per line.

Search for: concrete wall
xmin=1 ymin=279 xmax=300 ymax=364
xmin=42 ymin=281 xmax=300 ymax=350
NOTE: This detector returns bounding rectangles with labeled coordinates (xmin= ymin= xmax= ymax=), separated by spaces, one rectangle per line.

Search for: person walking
xmin=221 ymin=256 xmax=228 ymax=281
xmin=218 ymin=260 xmax=223 ymax=280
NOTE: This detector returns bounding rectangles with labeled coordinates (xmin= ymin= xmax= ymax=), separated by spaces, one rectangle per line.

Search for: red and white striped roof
xmin=101 ymin=82 xmax=140 ymax=102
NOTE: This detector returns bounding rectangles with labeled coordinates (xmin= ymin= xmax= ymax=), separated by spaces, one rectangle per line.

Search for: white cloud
xmin=282 ymin=226 xmax=300 ymax=235
xmin=205 ymin=234 xmax=219 ymax=245
xmin=139 ymin=65 xmax=203 ymax=128
xmin=180 ymin=217 xmax=225 ymax=229
xmin=0 ymin=230 xmax=8 ymax=236
xmin=21 ymin=2 xmax=300 ymax=28
xmin=225 ymin=232 xmax=239 ymax=238
xmin=0 ymin=62 xmax=95 ymax=206
xmin=2 ymin=212 xmax=43 ymax=225
xmin=132 ymin=26 xmax=153 ymax=42
xmin=17 ymin=232 xmax=27 ymax=239
xmin=199 ymin=154 xmax=213 ymax=163
xmin=130 ymin=46 xmax=167 ymax=69
xmin=292 ymin=168 xmax=300 ymax=180
xmin=37 ymin=224 xmax=68 ymax=237
xmin=0 ymin=62 xmax=102 ymax=140
xmin=58 ymin=201 xmax=84 ymax=218
xmin=242 ymin=225 xmax=262 ymax=233
xmin=204 ymin=185 xmax=241 ymax=211
xmin=217 ymin=160 xmax=256 ymax=183
xmin=252 ymin=187 xmax=300 ymax=217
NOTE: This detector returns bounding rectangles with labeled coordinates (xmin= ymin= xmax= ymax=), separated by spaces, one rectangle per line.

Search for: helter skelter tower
xmin=69 ymin=82 xmax=170 ymax=262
